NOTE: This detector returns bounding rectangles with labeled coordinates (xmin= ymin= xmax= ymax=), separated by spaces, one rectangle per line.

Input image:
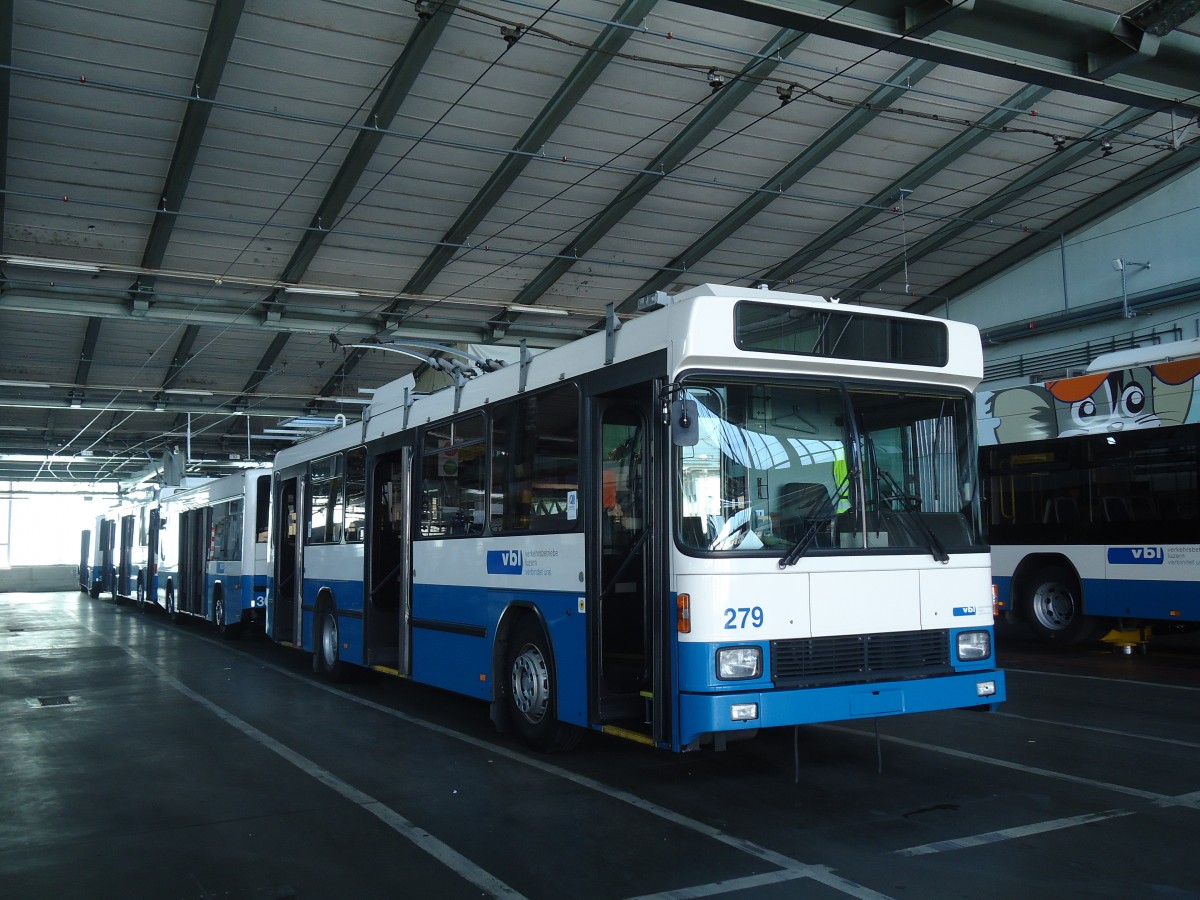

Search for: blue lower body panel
xmin=677 ymin=669 xmax=1006 ymax=748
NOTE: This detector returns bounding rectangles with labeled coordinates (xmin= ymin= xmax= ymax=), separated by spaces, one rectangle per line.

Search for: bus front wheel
xmin=504 ymin=618 xmax=580 ymax=753
xmin=1020 ymin=565 xmax=1099 ymax=644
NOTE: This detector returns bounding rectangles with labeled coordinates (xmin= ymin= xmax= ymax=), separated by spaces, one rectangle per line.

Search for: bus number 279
xmin=723 ymin=607 xmax=764 ymax=629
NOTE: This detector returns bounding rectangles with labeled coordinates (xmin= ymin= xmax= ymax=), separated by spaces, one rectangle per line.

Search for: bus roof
xmin=363 ymin=286 xmax=980 ymax=438
xmin=1087 ymin=338 xmax=1200 ymax=373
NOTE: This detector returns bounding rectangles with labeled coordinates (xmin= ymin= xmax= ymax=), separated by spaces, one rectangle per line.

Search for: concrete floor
xmin=3 ymin=591 xmax=1200 ymax=899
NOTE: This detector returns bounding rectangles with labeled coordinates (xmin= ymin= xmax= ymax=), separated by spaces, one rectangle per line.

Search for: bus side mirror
xmin=672 ymin=399 xmax=698 ymax=446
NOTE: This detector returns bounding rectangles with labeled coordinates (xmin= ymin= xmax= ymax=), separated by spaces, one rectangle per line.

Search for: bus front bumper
xmin=678 ymin=669 xmax=1006 ymax=749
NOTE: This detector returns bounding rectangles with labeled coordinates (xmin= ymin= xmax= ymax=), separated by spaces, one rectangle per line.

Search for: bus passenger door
xmin=593 ymin=396 xmax=666 ymax=744
xmin=147 ymin=507 xmax=161 ymax=602
xmin=366 ymin=447 xmax=412 ymax=674
xmin=272 ymin=476 xmax=302 ymax=645
xmin=117 ymin=515 xmax=135 ymax=599
xmin=78 ymin=529 xmax=91 ymax=593
xmin=178 ymin=507 xmax=211 ymax=616
xmin=95 ymin=517 xmax=115 ymax=597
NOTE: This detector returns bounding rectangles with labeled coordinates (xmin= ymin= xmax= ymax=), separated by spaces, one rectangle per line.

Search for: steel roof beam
xmin=0 ymin=288 xmax=575 ymax=348
xmin=1090 ymin=0 xmax=1200 ymax=80
xmin=677 ymin=0 xmax=1200 ymax=112
xmin=906 ymin=138 xmax=1200 ymax=315
xmin=0 ymin=0 xmax=12 ymax=249
xmin=402 ymin=0 xmax=660 ymax=299
xmin=495 ymin=26 xmax=808 ymax=325
xmin=251 ymin=0 xmax=459 ymax=395
xmin=68 ymin=316 xmax=102 ymax=409
xmin=757 ymin=82 xmax=1051 ymax=289
xmin=619 ymin=56 xmax=937 ymax=311
xmin=138 ymin=0 xmax=245 ymax=287
xmin=280 ymin=0 xmax=459 ymax=286
xmin=841 ymin=104 xmax=1153 ymax=303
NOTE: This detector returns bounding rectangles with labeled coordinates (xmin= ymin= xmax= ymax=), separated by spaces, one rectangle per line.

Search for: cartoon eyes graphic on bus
xmin=986 ymin=360 xmax=1200 ymax=442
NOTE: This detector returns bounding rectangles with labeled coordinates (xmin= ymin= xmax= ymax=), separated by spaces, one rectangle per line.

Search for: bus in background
xmin=82 ymin=511 xmax=116 ymax=598
xmin=159 ymin=468 xmax=273 ymax=636
xmin=83 ymin=497 xmax=157 ymax=603
xmin=79 ymin=478 xmax=213 ymax=607
xmin=268 ymin=284 xmax=1003 ymax=753
xmin=980 ymin=339 xmax=1200 ymax=644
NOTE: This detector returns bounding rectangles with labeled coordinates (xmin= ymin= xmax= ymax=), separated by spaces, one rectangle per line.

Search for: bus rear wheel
xmin=214 ymin=591 xmax=235 ymax=639
xmin=504 ymin=618 xmax=580 ymax=753
xmin=314 ymin=606 xmax=345 ymax=683
xmin=1021 ymin=565 xmax=1099 ymax=644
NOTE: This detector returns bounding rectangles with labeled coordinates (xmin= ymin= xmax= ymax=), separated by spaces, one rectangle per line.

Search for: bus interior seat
xmin=1102 ymin=495 xmax=1132 ymax=523
xmin=1129 ymin=496 xmax=1155 ymax=521
xmin=1043 ymin=496 xmax=1079 ymax=524
xmin=920 ymin=512 xmax=972 ymax=545
xmin=776 ymin=482 xmax=830 ymax=540
xmin=1156 ymin=494 xmax=1180 ymax=520
xmin=681 ymin=516 xmax=705 ymax=548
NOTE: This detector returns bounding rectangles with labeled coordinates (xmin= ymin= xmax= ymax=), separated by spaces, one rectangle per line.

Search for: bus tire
xmin=1020 ymin=565 xmax=1099 ymax=644
xmin=314 ymin=605 xmax=346 ymax=683
xmin=213 ymin=589 xmax=234 ymax=639
xmin=504 ymin=617 xmax=580 ymax=753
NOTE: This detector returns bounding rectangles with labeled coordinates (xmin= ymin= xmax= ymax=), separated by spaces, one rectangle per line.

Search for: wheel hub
xmin=1033 ymin=582 xmax=1075 ymax=630
xmin=511 ymin=644 xmax=549 ymax=724
xmin=322 ymin=615 xmax=338 ymax=667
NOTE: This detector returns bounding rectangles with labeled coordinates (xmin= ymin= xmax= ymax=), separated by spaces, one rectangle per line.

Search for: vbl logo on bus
xmin=1107 ymin=546 xmax=1165 ymax=565
xmin=487 ymin=550 xmax=524 ymax=575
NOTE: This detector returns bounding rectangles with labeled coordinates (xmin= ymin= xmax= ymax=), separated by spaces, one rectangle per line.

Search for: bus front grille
xmin=771 ymin=629 xmax=952 ymax=687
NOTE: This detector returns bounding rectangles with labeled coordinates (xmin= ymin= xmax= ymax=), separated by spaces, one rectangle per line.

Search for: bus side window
xmin=491 ymin=383 xmax=580 ymax=535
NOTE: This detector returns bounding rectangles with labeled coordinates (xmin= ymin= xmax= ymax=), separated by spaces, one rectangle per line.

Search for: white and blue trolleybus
xmin=159 ymin=468 xmax=273 ymax=636
xmin=269 ymin=285 xmax=1004 ymax=752
xmin=980 ymin=339 xmax=1200 ymax=643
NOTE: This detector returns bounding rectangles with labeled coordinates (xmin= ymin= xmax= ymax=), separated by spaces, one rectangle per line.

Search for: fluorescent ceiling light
xmin=4 ymin=257 xmax=101 ymax=273
xmin=284 ymin=286 xmax=360 ymax=298
xmin=163 ymin=388 xmax=214 ymax=396
xmin=508 ymin=303 xmax=569 ymax=317
xmin=331 ymin=397 xmax=371 ymax=405
xmin=0 ymin=379 xmax=52 ymax=389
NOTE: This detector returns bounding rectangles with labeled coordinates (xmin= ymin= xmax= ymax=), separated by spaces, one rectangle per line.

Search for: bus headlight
xmin=717 ymin=646 xmax=762 ymax=680
xmin=956 ymin=630 xmax=991 ymax=661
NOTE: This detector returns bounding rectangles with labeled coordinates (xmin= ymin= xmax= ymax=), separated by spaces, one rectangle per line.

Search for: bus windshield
xmin=675 ymin=378 xmax=984 ymax=556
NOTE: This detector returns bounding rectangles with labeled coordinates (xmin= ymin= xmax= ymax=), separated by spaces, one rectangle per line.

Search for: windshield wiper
xmin=873 ymin=466 xmax=949 ymax=563
xmin=778 ymin=470 xmax=853 ymax=569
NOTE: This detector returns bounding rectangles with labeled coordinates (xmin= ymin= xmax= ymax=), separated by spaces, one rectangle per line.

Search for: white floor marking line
xmin=895 ymin=809 xmax=1136 ymax=857
xmin=992 ymin=710 xmax=1200 ymax=751
xmin=118 ymin=609 xmax=893 ymax=900
xmin=821 ymin=724 xmax=1173 ymax=803
xmin=1005 ymin=667 xmax=1200 ymax=693
xmin=625 ymin=868 xmax=813 ymax=899
xmin=83 ymin=622 xmax=527 ymax=900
